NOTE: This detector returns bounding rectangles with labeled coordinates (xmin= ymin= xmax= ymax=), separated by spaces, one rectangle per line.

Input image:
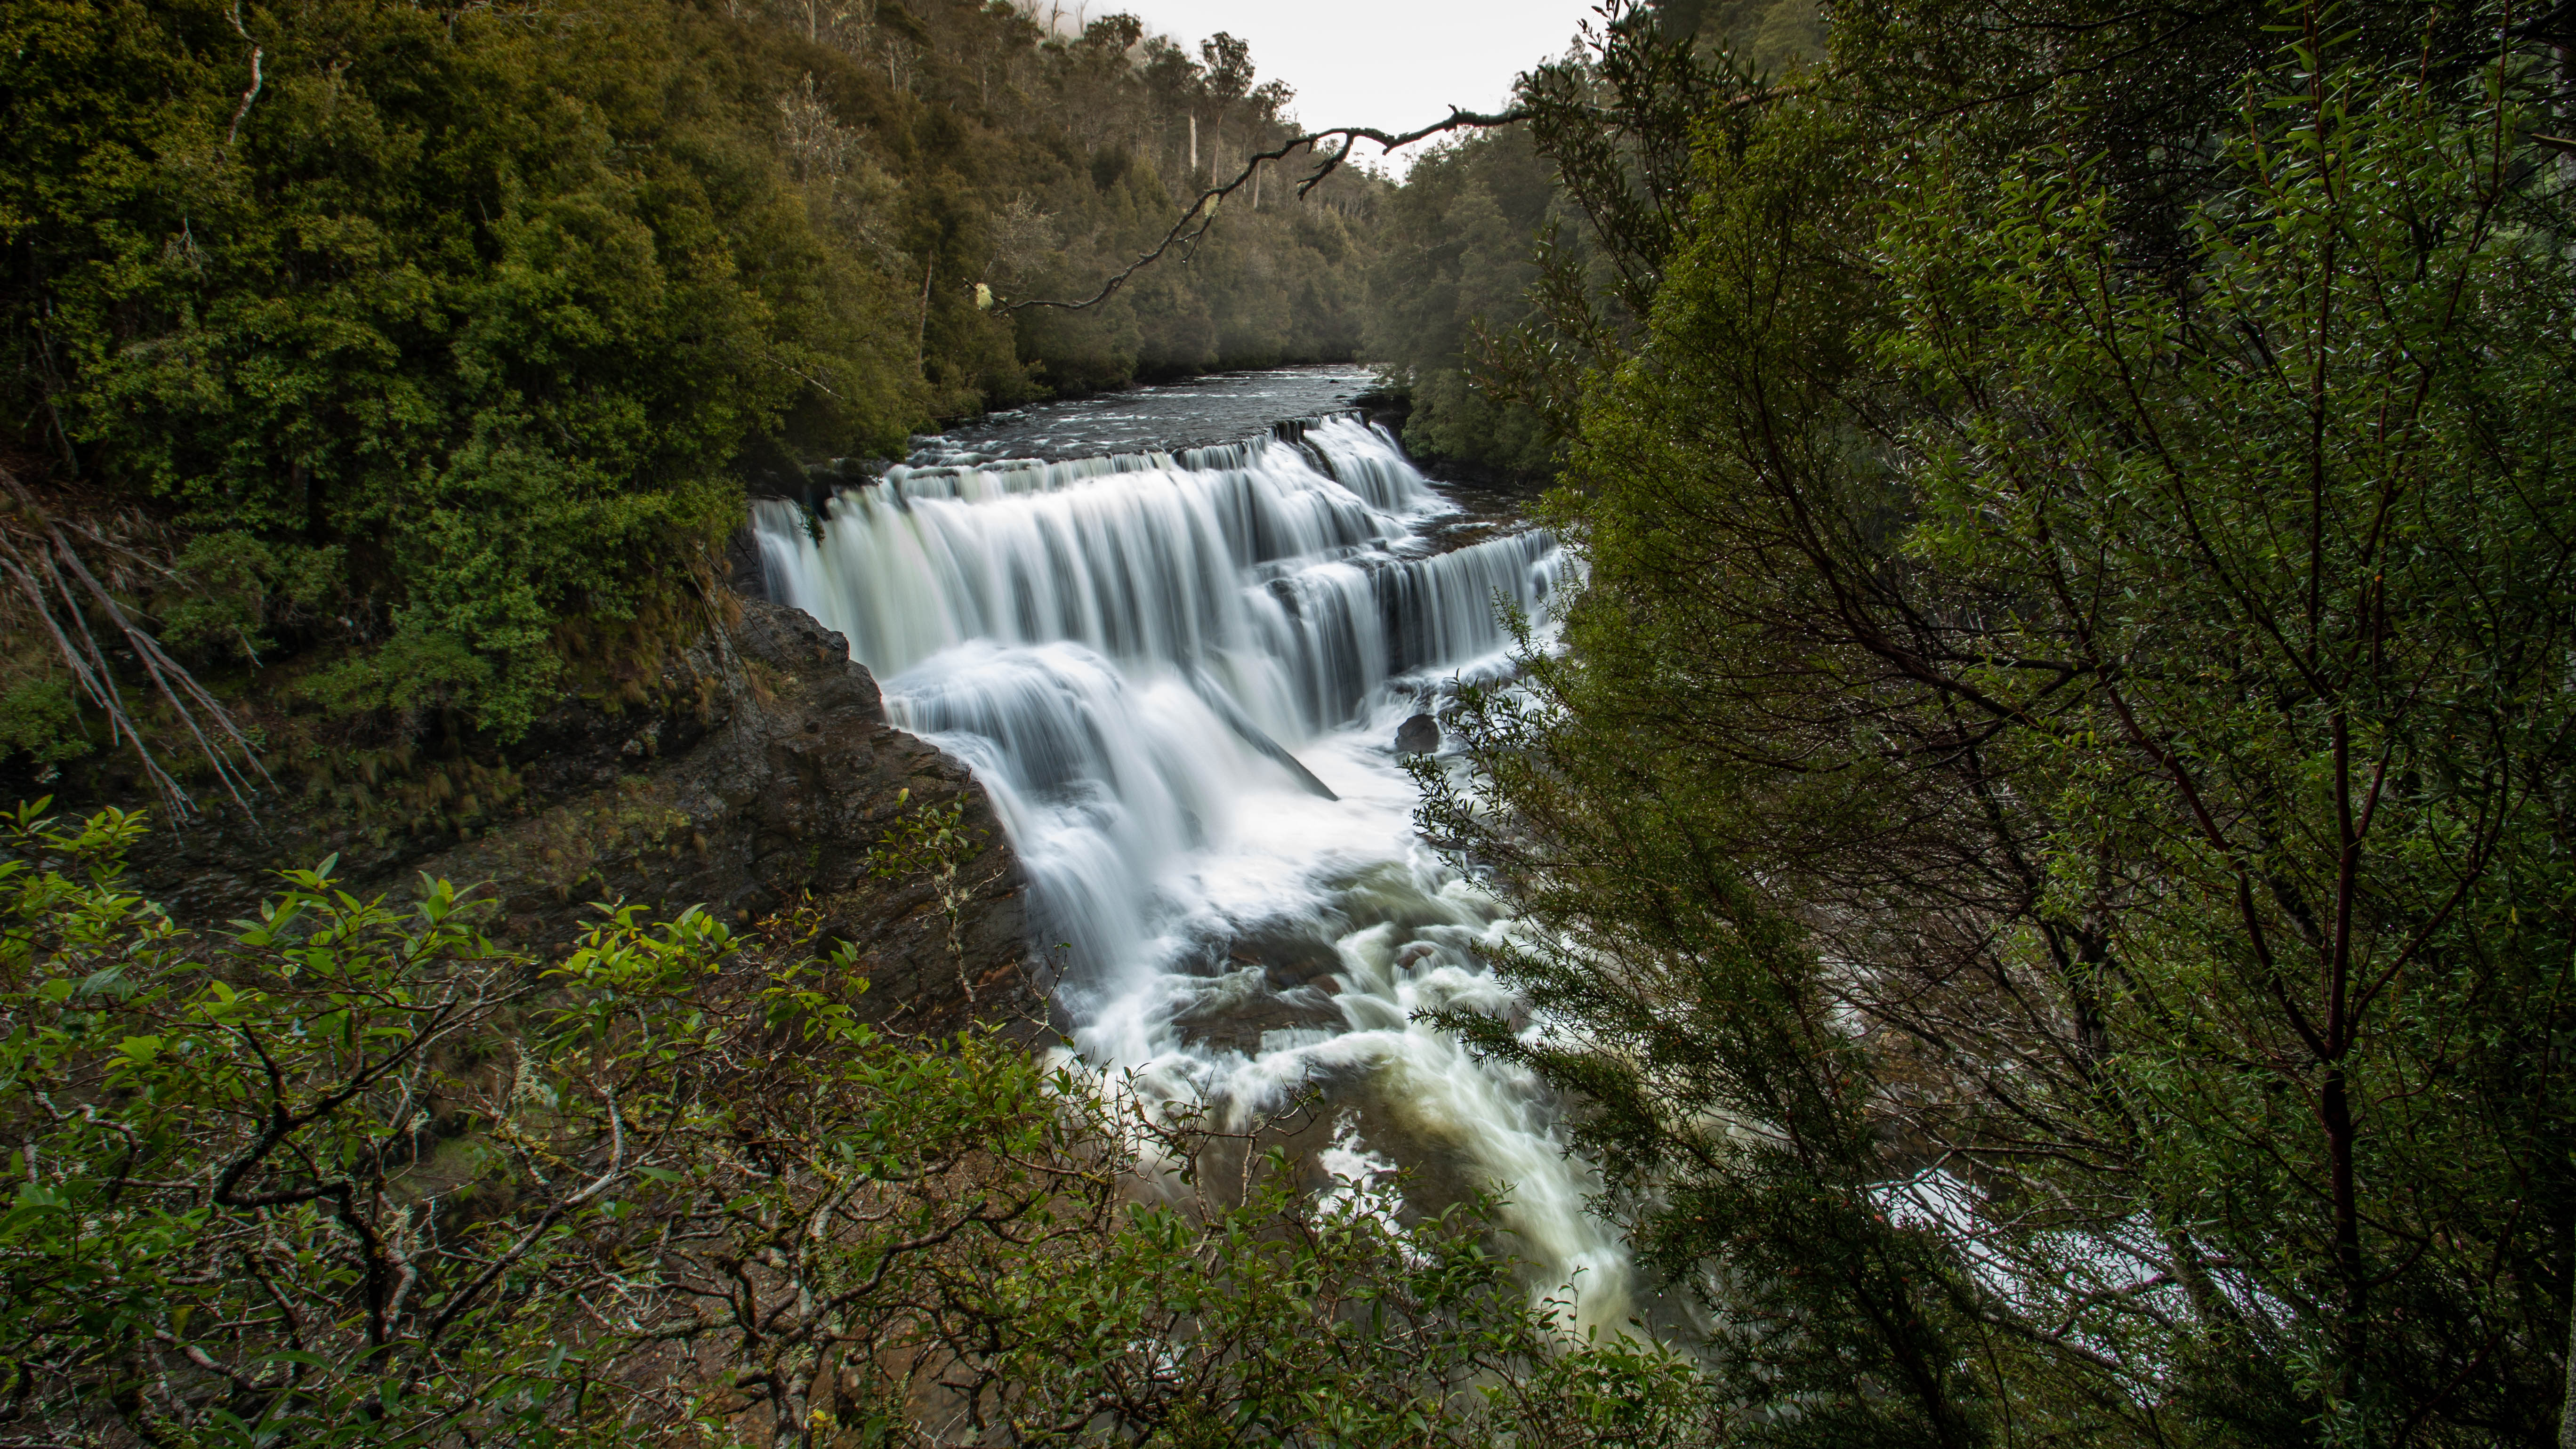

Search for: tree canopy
xmin=1422 ymin=0 xmax=2576 ymax=1442
xmin=10 ymin=0 xmax=2576 ymax=1441
xmin=2 ymin=0 xmax=1383 ymax=793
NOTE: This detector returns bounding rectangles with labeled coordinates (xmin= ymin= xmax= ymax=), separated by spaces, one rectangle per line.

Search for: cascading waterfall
xmin=755 ymin=413 xmax=1630 ymax=1326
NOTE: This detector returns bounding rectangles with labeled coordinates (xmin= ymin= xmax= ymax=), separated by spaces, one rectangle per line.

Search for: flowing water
xmin=753 ymin=368 xmax=1630 ymax=1325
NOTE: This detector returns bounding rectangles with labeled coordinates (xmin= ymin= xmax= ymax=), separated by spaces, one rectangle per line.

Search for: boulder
xmin=1394 ymin=713 xmax=1441 ymax=756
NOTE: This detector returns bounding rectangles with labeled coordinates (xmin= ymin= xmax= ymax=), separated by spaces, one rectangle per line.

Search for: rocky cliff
xmin=122 ymin=599 xmax=1034 ymax=1038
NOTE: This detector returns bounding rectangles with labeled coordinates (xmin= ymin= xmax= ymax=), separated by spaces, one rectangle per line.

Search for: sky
xmin=1105 ymin=1 xmax=1600 ymax=173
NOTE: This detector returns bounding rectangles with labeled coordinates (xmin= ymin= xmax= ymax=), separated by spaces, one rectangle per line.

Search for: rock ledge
xmin=124 ymin=600 xmax=1030 ymax=1037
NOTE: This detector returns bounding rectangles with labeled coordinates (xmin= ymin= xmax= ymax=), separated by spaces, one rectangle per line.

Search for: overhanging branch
xmin=997 ymin=106 xmax=1531 ymax=315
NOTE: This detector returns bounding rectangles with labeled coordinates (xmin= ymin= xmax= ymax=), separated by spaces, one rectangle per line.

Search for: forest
xmin=8 ymin=0 xmax=2576 ymax=1445
xmin=2 ymin=0 xmax=1380 ymax=768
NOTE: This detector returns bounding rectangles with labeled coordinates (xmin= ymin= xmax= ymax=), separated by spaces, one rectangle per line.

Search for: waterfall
xmin=754 ymin=413 xmax=1630 ymax=1328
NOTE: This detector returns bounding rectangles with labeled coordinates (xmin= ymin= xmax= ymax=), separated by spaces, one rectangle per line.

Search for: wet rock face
xmin=1394 ymin=713 xmax=1441 ymax=756
xmin=121 ymin=599 xmax=1031 ymax=1038
xmin=1156 ymin=922 xmax=1351 ymax=1056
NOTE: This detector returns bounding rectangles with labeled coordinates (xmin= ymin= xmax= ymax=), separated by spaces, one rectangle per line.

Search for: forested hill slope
xmin=1 ymin=0 xmax=1378 ymax=808
xmin=1363 ymin=0 xmax=1822 ymax=485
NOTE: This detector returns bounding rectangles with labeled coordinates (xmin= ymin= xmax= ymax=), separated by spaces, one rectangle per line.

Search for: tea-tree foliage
xmin=1426 ymin=7 xmax=2576 ymax=1445
xmin=0 ymin=802 xmax=1718 ymax=1446
xmin=1360 ymin=0 xmax=1826 ymax=486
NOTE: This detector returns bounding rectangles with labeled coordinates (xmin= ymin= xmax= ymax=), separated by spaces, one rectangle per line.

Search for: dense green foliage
xmin=8 ymin=0 xmax=909 ymax=741
xmin=1423 ymin=1 xmax=2576 ymax=1443
xmin=1361 ymin=0 xmax=1821 ymax=485
xmin=1363 ymin=129 xmax=1573 ymax=484
xmin=14 ymin=0 xmax=2576 ymax=1441
xmin=1 ymin=0 xmax=1381 ymax=778
xmin=0 ymin=801 xmax=1719 ymax=1446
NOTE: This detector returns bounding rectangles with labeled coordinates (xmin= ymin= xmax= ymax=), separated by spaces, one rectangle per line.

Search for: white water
xmin=754 ymin=414 xmax=1630 ymax=1326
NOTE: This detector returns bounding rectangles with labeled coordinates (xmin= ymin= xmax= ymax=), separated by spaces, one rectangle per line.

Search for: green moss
xmin=0 ymin=679 xmax=93 ymax=768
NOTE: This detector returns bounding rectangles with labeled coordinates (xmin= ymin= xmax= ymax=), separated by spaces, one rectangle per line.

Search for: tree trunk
xmin=915 ymin=254 xmax=933 ymax=372
xmin=2560 ymin=1279 xmax=2576 ymax=1448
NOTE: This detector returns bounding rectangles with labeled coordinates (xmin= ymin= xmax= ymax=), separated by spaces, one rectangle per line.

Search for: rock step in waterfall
xmin=752 ymin=412 xmax=1635 ymax=1331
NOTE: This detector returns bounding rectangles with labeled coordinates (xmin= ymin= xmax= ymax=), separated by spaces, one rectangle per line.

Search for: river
xmin=751 ymin=365 xmax=1630 ymax=1328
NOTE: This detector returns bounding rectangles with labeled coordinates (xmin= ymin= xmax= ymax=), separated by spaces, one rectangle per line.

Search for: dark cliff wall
xmin=125 ymin=599 xmax=1032 ymax=1038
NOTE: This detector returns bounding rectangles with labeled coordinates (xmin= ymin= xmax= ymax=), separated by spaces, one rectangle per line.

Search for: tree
xmin=1425 ymin=7 xmax=2576 ymax=1444
xmin=1359 ymin=0 xmax=1785 ymax=483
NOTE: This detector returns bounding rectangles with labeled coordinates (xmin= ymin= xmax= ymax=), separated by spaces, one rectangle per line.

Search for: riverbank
xmin=112 ymin=596 xmax=1032 ymax=1038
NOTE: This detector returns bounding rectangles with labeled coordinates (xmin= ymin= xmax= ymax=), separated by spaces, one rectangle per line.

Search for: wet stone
xmin=1395 ymin=713 xmax=1441 ymax=756
xmin=1220 ymin=921 xmax=1347 ymax=992
xmin=1169 ymin=983 xmax=1346 ymax=1055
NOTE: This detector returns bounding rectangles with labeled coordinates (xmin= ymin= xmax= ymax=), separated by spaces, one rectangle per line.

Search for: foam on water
xmin=754 ymin=413 xmax=1630 ymax=1327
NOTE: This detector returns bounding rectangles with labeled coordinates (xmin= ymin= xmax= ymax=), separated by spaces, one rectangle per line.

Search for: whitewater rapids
xmin=753 ymin=413 xmax=1630 ymax=1328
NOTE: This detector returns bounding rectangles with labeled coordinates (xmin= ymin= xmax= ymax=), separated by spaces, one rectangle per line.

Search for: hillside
xmin=2 ymin=0 xmax=1380 ymax=819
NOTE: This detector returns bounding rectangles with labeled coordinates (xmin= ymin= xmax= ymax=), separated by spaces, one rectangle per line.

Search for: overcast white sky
xmin=1109 ymin=1 xmax=1599 ymax=173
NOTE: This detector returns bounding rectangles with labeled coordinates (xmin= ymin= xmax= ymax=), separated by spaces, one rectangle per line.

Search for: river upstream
xmin=751 ymin=365 xmax=1630 ymax=1326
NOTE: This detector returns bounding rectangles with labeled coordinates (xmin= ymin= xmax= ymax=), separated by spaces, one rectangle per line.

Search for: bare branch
xmin=0 ymin=465 xmax=272 ymax=818
xmin=997 ymin=106 xmax=1530 ymax=315
xmin=224 ymin=2 xmax=263 ymax=150
xmin=1003 ymin=83 xmax=1797 ymax=318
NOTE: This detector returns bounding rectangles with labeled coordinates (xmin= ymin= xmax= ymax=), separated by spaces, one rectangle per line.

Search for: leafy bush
xmin=0 ymin=801 xmax=1719 ymax=1446
xmin=0 ymin=681 xmax=90 ymax=770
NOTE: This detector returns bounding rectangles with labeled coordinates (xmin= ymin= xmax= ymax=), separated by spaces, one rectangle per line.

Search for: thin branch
xmin=997 ymin=106 xmax=1531 ymax=315
xmin=44 ymin=522 xmax=272 ymax=807
xmin=0 ymin=533 xmax=191 ymax=811
xmin=426 ymin=1084 xmax=629 ymax=1342
xmin=1003 ymin=82 xmax=1795 ymax=317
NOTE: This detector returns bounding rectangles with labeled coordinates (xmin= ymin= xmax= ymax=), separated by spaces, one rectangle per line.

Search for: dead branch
xmin=0 ymin=466 xmax=271 ymax=820
xmin=996 ymin=106 xmax=1531 ymax=315
xmin=224 ymin=2 xmax=263 ymax=150
xmin=1000 ymin=82 xmax=1798 ymax=317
